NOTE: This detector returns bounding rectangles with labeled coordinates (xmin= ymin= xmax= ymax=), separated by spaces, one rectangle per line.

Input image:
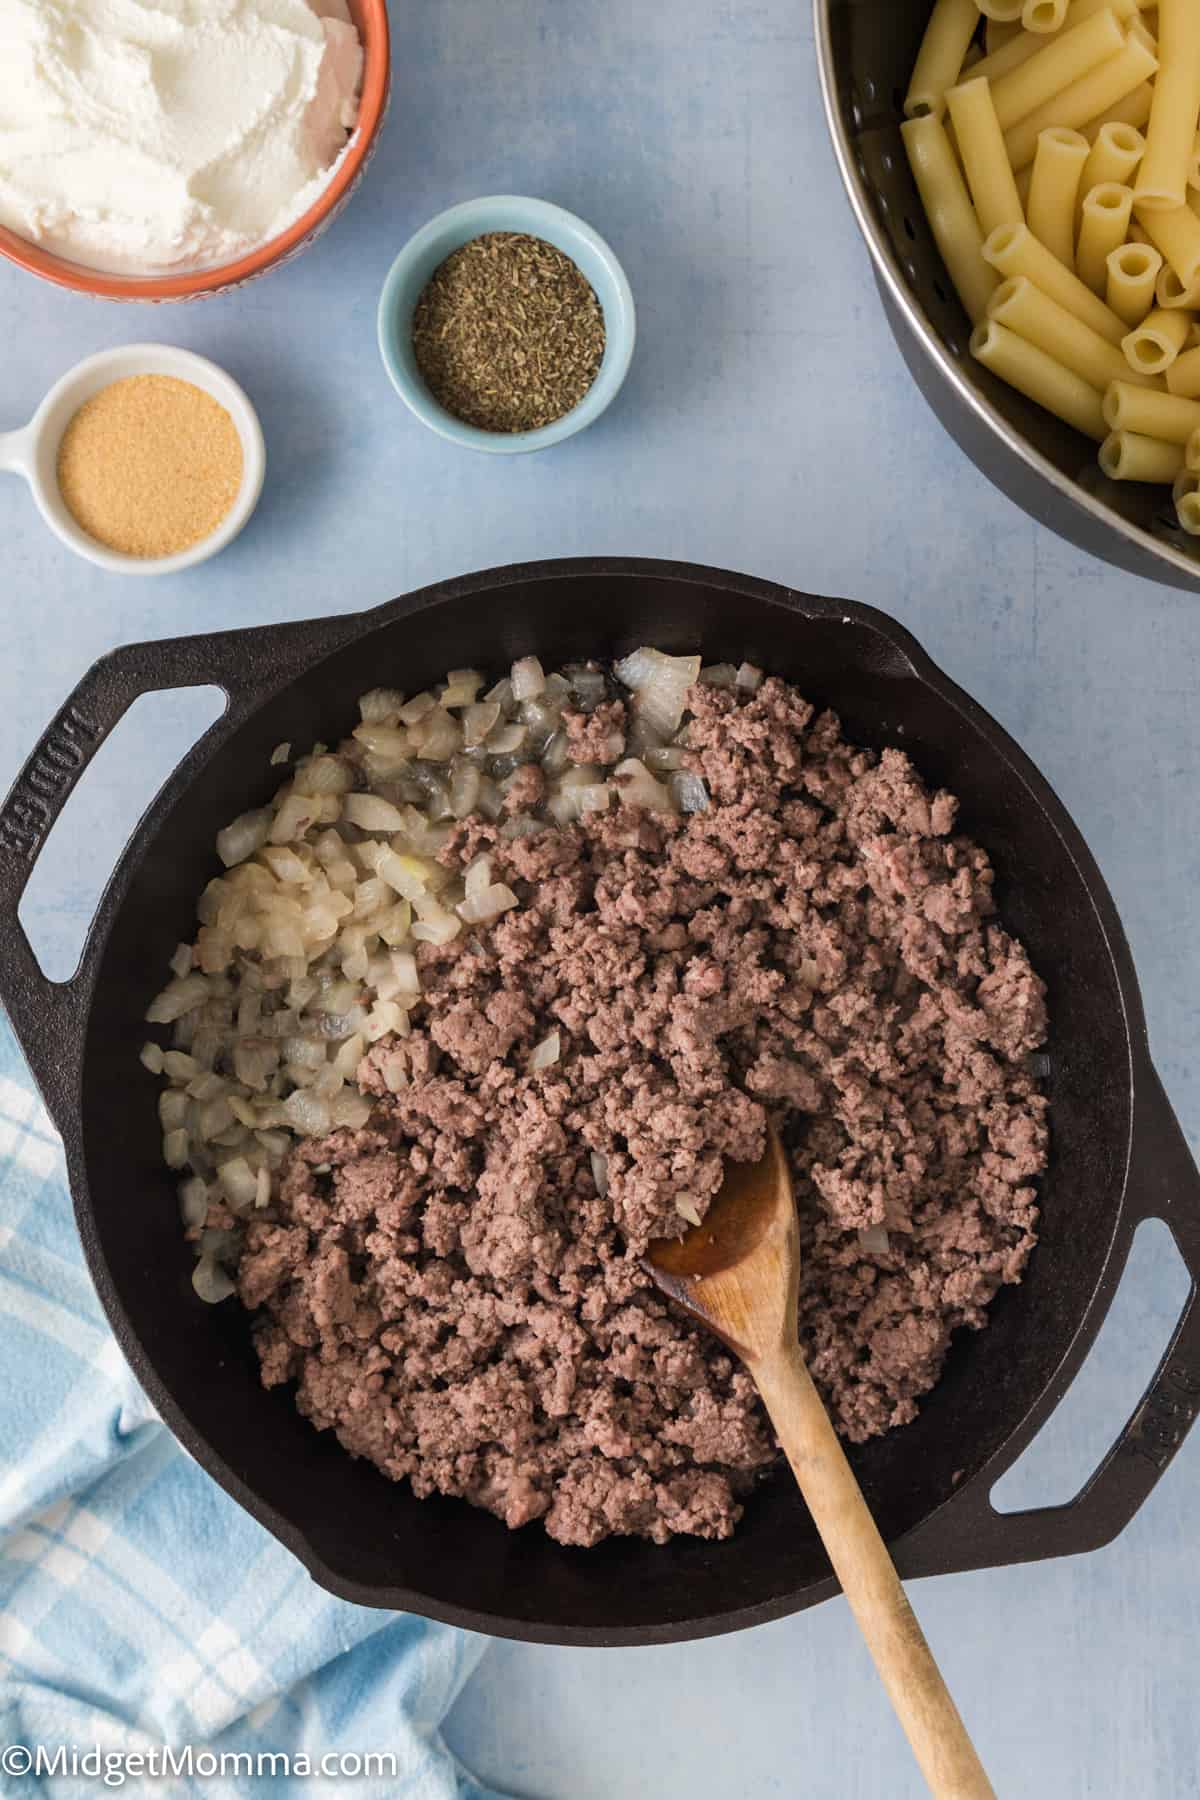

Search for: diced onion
xmin=511 ymin=656 xmax=546 ymax=701
xmin=218 ymin=1156 xmax=260 ymax=1210
xmin=614 ymin=647 xmax=701 ymax=737
xmin=359 ymin=687 xmax=405 ymax=723
xmin=612 ymin=758 xmax=676 ymax=814
xmin=736 ymin=662 xmax=763 ymax=692
xmin=179 ymin=1177 xmax=209 ymax=1228
xmin=193 ymin=1258 xmax=236 ymax=1304
xmin=270 ymin=792 xmax=317 ymax=844
xmin=140 ymin=1041 xmax=165 ymax=1075
xmin=465 ymin=855 xmax=492 ymax=899
xmin=163 ymin=1128 xmax=189 ymax=1169
xmin=858 ymin=1225 xmax=890 ymax=1256
xmin=283 ymin=1090 xmax=332 ymax=1136
xmin=146 ymin=973 xmax=210 ymax=1024
xmin=398 ymin=692 xmax=436 ymax=725
xmin=590 ymin=1151 xmax=609 ymax=1197
xmin=216 ymin=809 xmax=271 ymax=869
xmin=457 ymin=883 xmax=518 ymax=925
xmin=529 ymin=1031 xmax=561 ymax=1072
xmin=343 ymin=793 xmax=407 ymax=833
xmin=676 ymin=1195 xmax=703 ymax=1227
xmin=464 ymin=701 xmax=501 ymax=748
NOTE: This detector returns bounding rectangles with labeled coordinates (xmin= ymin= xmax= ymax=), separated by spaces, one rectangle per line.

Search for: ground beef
xmin=242 ymin=675 xmax=1048 ymax=1547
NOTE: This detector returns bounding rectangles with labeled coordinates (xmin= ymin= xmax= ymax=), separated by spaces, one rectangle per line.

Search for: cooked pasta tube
xmin=1098 ymin=427 xmax=1186 ymax=477
xmin=1188 ymin=133 xmax=1200 ymax=193
xmin=1122 ymin=303 xmax=1192 ymax=371
xmin=1080 ymin=121 xmax=1146 ymax=193
xmin=984 ymin=220 xmax=1128 ymax=340
xmin=980 ymin=0 xmax=1025 ymax=19
xmin=1025 ymin=0 xmax=1070 ymax=28
xmin=947 ymin=78 xmax=1027 ymax=233
xmin=1155 ymin=262 xmax=1200 ymax=307
xmin=1134 ymin=200 xmax=1200 ymax=284
xmin=1103 ymin=378 xmax=1200 ymax=436
xmin=1028 ymin=128 xmax=1091 ymax=260
xmin=1165 ymin=342 xmax=1200 ymax=395
xmin=1172 ymin=469 xmax=1200 ymax=531
xmin=989 ymin=275 xmax=1158 ymax=387
xmin=1077 ymin=182 xmax=1136 ymax=289
xmin=1081 ymin=81 xmax=1155 ymax=139
xmin=902 ymin=115 xmax=999 ymax=321
xmin=971 ymin=318 xmax=1108 ymax=434
xmin=971 ymin=0 xmax=1136 ymax=83
xmin=1135 ymin=0 xmax=1200 ymax=210
xmin=906 ymin=0 xmax=983 ymax=118
xmin=1106 ymin=240 xmax=1164 ymax=321
xmin=1005 ymin=24 xmax=1161 ymax=169
xmin=991 ymin=9 xmax=1127 ymax=130
xmin=1187 ymin=423 xmax=1200 ymax=467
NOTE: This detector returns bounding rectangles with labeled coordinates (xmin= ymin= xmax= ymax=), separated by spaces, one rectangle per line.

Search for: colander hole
xmin=850 ymin=96 xmax=863 ymax=130
xmin=877 ymin=191 xmax=891 ymax=217
xmin=863 ymin=78 xmax=877 ymax=102
xmin=892 ymin=86 xmax=905 ymax=113
xmin=903 ymin=215 xmax=917 ymax=241
xmin=881 ymin=150 xmax=895 ymax=173
xmin=933 ymin=278 xmax=948 ymax=304
xmin=905 ymin=258 xmax=919 ymax=282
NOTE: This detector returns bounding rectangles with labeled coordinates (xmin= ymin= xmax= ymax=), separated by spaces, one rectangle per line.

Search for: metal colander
xmin=814 ymin=1 xmax=1200 ymax=594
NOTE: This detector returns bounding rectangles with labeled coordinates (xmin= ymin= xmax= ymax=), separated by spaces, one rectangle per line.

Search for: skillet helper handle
xmin=754 ymin=1343 xmax=995 ymax=1800
xmin=0 ymin=620 xmax=358 ymax=1126
xmin=903 ymin=1068 xmax=1200 ymax=1580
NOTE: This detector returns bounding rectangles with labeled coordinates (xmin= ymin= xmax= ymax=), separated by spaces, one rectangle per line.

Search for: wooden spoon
xmin=646 ymin=1128 xmax=995 ymax=1800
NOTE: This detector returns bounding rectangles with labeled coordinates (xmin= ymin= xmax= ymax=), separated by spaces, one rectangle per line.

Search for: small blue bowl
xmin=377 ymin=196 xmax=636 ymax=454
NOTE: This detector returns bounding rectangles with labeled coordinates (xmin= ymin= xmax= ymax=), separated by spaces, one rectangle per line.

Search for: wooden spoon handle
xmin=754 ymin=1343 xmax=995 ymax=1800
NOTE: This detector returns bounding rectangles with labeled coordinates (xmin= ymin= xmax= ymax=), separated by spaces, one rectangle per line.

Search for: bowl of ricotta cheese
xmin=0 ymin=0 xmax=390 ymax=302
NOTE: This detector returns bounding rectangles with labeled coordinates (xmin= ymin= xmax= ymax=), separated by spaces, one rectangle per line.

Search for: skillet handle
xmin=0 ymin=619 xmax=361 ymax=1128
xmin=898 ymin=1069 xmax=1200 ymax=1582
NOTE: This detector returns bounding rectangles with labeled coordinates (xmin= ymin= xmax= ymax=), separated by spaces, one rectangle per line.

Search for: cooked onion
xmin=193 ymin=1258 xmax=236 ymax=1303
xmin=858 ymin=1225 xmax=890 ymax=1256
xmin=457 ymin=882 xmax=518 ymax=925
xmin=529 ymin=1031 xmax=561 ymax=1072
xmin=614 ymin=647 xmax=701 ymax=738
xmin=216 ymin=809 xmax=271 ymax=869
xmin=511 ymin=656 xmax=546 ymax=701
xmin=612 ymin=758 xmax=676 ymax=814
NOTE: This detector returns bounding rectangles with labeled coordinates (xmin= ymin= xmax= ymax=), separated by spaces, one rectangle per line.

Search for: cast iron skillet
xmin=1 ymin=558 xmax=1198 ymax=1648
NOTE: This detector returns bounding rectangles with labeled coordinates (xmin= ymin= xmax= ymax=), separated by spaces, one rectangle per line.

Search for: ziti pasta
xmin=902 ymin=0 xmax=1200 ymax=530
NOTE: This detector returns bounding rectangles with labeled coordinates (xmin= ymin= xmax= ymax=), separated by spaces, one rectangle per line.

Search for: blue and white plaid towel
xmin=0 ymin=1020 xmax=508 ymax=1799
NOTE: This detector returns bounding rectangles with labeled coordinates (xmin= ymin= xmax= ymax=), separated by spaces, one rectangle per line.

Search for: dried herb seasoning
xmin=412 ymin=232 xmax=607 ymax=433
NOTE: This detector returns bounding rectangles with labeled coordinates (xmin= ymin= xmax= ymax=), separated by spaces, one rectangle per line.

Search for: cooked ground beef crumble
xmin=235 ymin=673 xmax=1048 ymax=1547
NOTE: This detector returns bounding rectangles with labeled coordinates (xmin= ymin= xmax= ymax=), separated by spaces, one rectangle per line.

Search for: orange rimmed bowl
xmin=0 ymin=0 xmax=390 ymax=304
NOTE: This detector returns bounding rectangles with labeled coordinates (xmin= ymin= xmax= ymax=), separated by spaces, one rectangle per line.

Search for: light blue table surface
xmin=2 ymin=3 xmax=1198 ymax=1795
